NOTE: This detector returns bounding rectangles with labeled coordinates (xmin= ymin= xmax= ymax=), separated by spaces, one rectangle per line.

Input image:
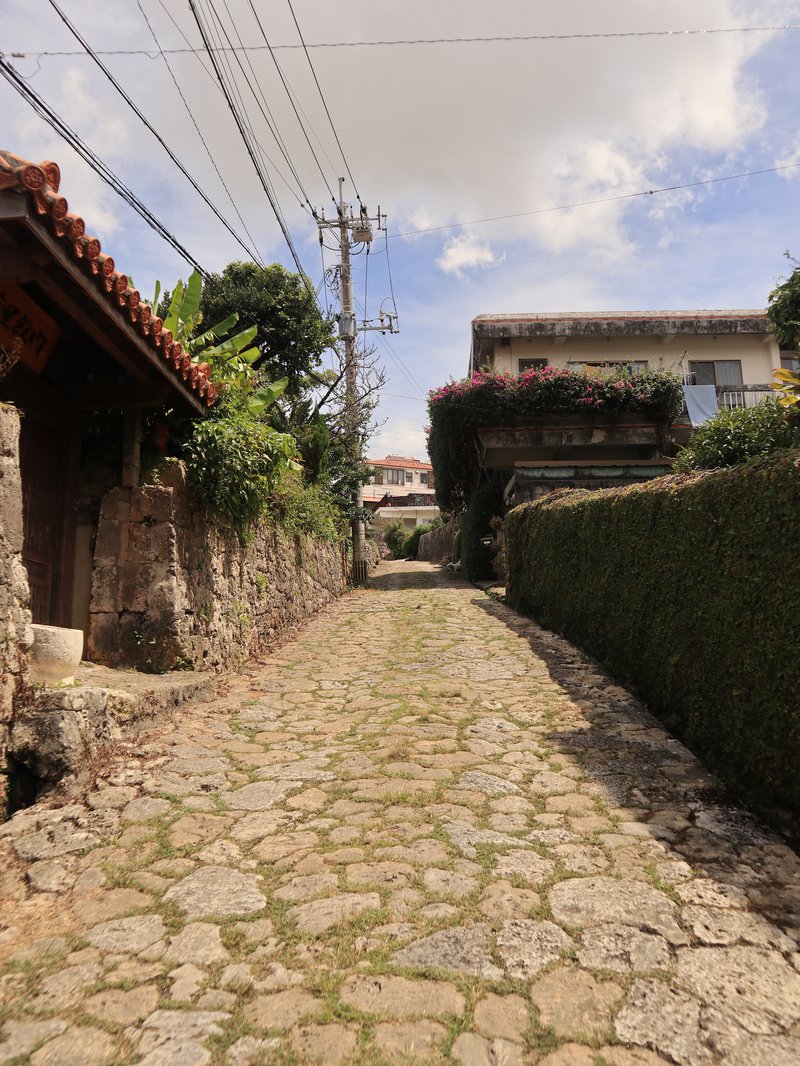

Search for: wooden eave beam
xmin=67 ymin=380 xmax=173 ymax=410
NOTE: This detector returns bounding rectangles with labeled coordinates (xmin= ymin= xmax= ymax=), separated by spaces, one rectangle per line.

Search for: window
xmin=781 ymin=353 xmax=800 ymax=373
xmin=581 ymin=360 xmax=649 ymax=372
xmin=373 ymin=468 xmax=383 ymax=485
xmin=519 ymin=358 xmax=548 ymax=372
xmin=689 ymin=360 xmax=742 ymax=386
xmin=386 ymin=468 xmax=404 ymax=485
xmin=405 ymin=471 xmax=413 ymax=484
xmin=420 ymin=472 xmax=429 ymax=486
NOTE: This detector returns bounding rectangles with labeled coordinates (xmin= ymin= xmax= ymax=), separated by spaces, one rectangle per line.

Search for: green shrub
xmin=383 ymin=519 xmax=407 ymax=559
xmin=674 ymin=400 xmax=800 ymax=471
xmin=183 ymin=407 xmax=296 ymax=538
xmin=401 ymin=525 xmax=428 ymax=560
xmin=267 ymin=472 xmax=346 ymax=542
xmin=460 ymin=481 xmax=504 ymax=581
xmin=506 ymin=452 xmax=800 ymax=839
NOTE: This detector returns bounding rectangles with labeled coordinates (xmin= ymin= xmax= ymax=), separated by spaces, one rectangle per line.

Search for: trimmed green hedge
xmin=506 ymin=452 xmax=800 ymax=837
xmin=461 ymin=481 xmax=504 ymax=581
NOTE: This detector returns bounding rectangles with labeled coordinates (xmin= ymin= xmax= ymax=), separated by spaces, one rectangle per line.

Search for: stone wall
xmin=0 ymin=404 xmax=32 ymax=792
xmin=417 ymin=518 xmax=459 ymax=563
xmin=364 ymin=538 xmax=382 ymax=573
xmin=89 ymin=465 xmax=349 ymax=673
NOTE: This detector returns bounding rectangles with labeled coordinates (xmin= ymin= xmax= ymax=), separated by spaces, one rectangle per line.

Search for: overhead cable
xmin=187 ymin=0 xmax=314 ymax=292
xmin=0 ymin=56 xmax=208 ymax=276
xmin=151 ymin=0 xmax=309 ymax=207
xmin=353 ymin=294 xmax=426 ymax=400
xmin=134 ymin=0 xmax=263 ymax=264
xmin=12 ymin=23 xmax=800 ymax=58
xmin=46 ymin=0 xmax=261 ymax=264
xmin=191 ymin=0 xmax=303 ymax=261
xmin=392 ymin=162 xmax=800 ymax=239
xmin=206 ymin=0 xmax=318 ymax=209
xmin=242 ymin=0 xmax=338 ymax=202
xmin=284 ymin=0 xmax=361 ymax=201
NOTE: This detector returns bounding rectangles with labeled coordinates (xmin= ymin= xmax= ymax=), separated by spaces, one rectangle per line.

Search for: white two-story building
xmin=470 ymin=309 xmax=793 ymax=406
xmin=362 ymin=455 xmax=439 ymax=530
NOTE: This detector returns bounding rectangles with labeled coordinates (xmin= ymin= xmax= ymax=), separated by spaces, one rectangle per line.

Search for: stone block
xmin=10 ymin=703 xmax=87 ymax=783
xmin=134 ymin=485 xmax=175 ymax=523
xmin=0 ymin=405 xmax=21 ymax=457
xmin=88 ymin=612 xmax=121 ymax=664
xmin=99 ymin=487 xmax=132 ymax=524
xmin=0 ymin=455 xmax=24 ymax=550
xmin=90 ymin=567 xmax=123 ymax=615
xmin=93 ymin=519 xmax=127 ymax=566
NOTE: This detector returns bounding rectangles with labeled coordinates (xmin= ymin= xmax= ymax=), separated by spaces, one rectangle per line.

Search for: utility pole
xmin=317 ymin=179 xmax=398 ymax=585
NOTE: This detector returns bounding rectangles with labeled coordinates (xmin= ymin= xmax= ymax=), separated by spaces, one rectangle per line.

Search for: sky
xmin=3 ymin=0 xmax=800 ymax=461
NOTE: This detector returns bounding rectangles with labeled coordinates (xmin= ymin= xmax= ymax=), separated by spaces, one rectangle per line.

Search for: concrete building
xmin=363 ymin=455 xmax=439 ymax=530
xmin=469 ymin=309 xmax=787 ymax=408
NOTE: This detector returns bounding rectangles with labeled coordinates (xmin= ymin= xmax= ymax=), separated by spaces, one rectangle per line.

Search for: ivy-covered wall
xmin=506 ymin=452 xmax=800 ymax=837
xmin=428 ymin=367 xmax=684 ymax=511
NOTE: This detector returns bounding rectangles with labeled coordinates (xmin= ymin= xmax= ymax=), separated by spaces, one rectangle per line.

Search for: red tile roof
xmin=369 ymin=454 xmax=432 ymax=471
xmin=0 ymin=151 xmax=218 ymax=406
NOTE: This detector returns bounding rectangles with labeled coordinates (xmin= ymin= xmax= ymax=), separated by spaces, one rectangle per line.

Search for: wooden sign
xmin=0 ymin=284 xmax=59 ymax=374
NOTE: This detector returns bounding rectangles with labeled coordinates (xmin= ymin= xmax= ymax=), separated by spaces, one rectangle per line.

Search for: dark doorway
xmin=19 ymin=411 xmax=73 ymax=625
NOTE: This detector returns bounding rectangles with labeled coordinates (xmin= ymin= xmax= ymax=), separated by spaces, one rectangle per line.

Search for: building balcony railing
xmin=716 ymin=384 xmax=773 ymax=409
xmin=681 ymin=378 xmax=773 ymax=410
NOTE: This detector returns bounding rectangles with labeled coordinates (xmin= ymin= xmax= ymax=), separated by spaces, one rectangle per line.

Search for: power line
xmin=285 ymin=0 xmax=361 ymax=201
xmin=134 ymin=0 xmax=263 ymax=264
xmin=379 ymin=406 xmax=428 ymax=427
xmin=240 ymin=0 xmax=337 ymax=203
xmin=46 ymin=0 xmax=262 ymax=264
xmin=151 ymin=0 xmax=308 ymax=208
xmin=204 ymin=0 xmax=316 ymax=210
xmin=383 ymin=228 xmax=399 ymax=319
xmin=12 ymin=23 xmax=800 ymax=58
xmin=392 ymin=162 xmax=800 ymax=239
xmin=0 ymin=56 xmax=208 ymax=276
xmin=187 ymin=0 xmax=313 ymax=289
xmin=353 ymin=293 xmax=425 ymax=400
xmin=197 ymin=0 xmax=298 ymax=220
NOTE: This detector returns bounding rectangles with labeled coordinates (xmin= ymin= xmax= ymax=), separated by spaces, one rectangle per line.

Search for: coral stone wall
xmin=0 ymin=405 xmax=32 ymax=801
xmin=89 ymin=465 xmax=349 ymax=673
xmin=417 ymin=519 xmax=460 ymax=563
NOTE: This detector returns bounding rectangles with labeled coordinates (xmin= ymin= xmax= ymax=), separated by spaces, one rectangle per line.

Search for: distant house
xmin=470 ymin=309 xmax=786 ymax=408
xmin=362 ymin=455 xmax=439 ymax=530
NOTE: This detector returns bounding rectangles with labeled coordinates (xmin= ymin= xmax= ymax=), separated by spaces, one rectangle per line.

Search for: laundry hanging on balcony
xmin=682 ymin=384 xmax=718 ymax=427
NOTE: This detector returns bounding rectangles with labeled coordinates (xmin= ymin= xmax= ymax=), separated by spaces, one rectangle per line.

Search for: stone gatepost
xmin=0 ymin=404 xmax=33 ymax=810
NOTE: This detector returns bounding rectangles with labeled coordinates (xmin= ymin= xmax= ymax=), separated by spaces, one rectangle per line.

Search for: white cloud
xmin=435 ymin=234 xmax=503 ymax=275
xmin=14 ymin=65 xmax=132 ymax=238
xmin=2 ymin=0 xmax=784 ymax=268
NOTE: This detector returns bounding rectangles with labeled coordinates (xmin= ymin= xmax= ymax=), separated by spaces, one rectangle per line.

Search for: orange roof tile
xmin=0 ymin=150 xmax=218 ymax=406
xmin=369 ymin=454 xmax=432 ymax=471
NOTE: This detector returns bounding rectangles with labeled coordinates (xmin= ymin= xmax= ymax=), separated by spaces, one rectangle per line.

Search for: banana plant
xmin=771 ymin=367 xmax=800 ymax=407
xmin=162 ymin=270 xmax=203 ymax=339
xmin=149 ymin=269 xmax=264 ymax=394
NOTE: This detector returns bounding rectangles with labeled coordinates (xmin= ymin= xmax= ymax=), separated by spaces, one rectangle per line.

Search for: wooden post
xmin=122 ymin=408 xmax=142 ymax=488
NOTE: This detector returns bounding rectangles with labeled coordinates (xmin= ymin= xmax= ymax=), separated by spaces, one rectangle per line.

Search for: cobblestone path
xmin=1 ymin=562 xmax=799 ymax=1066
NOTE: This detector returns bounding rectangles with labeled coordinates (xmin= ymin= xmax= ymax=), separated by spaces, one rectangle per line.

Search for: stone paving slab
xmin=1 ymin=561 xmax=799 ymax=1065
